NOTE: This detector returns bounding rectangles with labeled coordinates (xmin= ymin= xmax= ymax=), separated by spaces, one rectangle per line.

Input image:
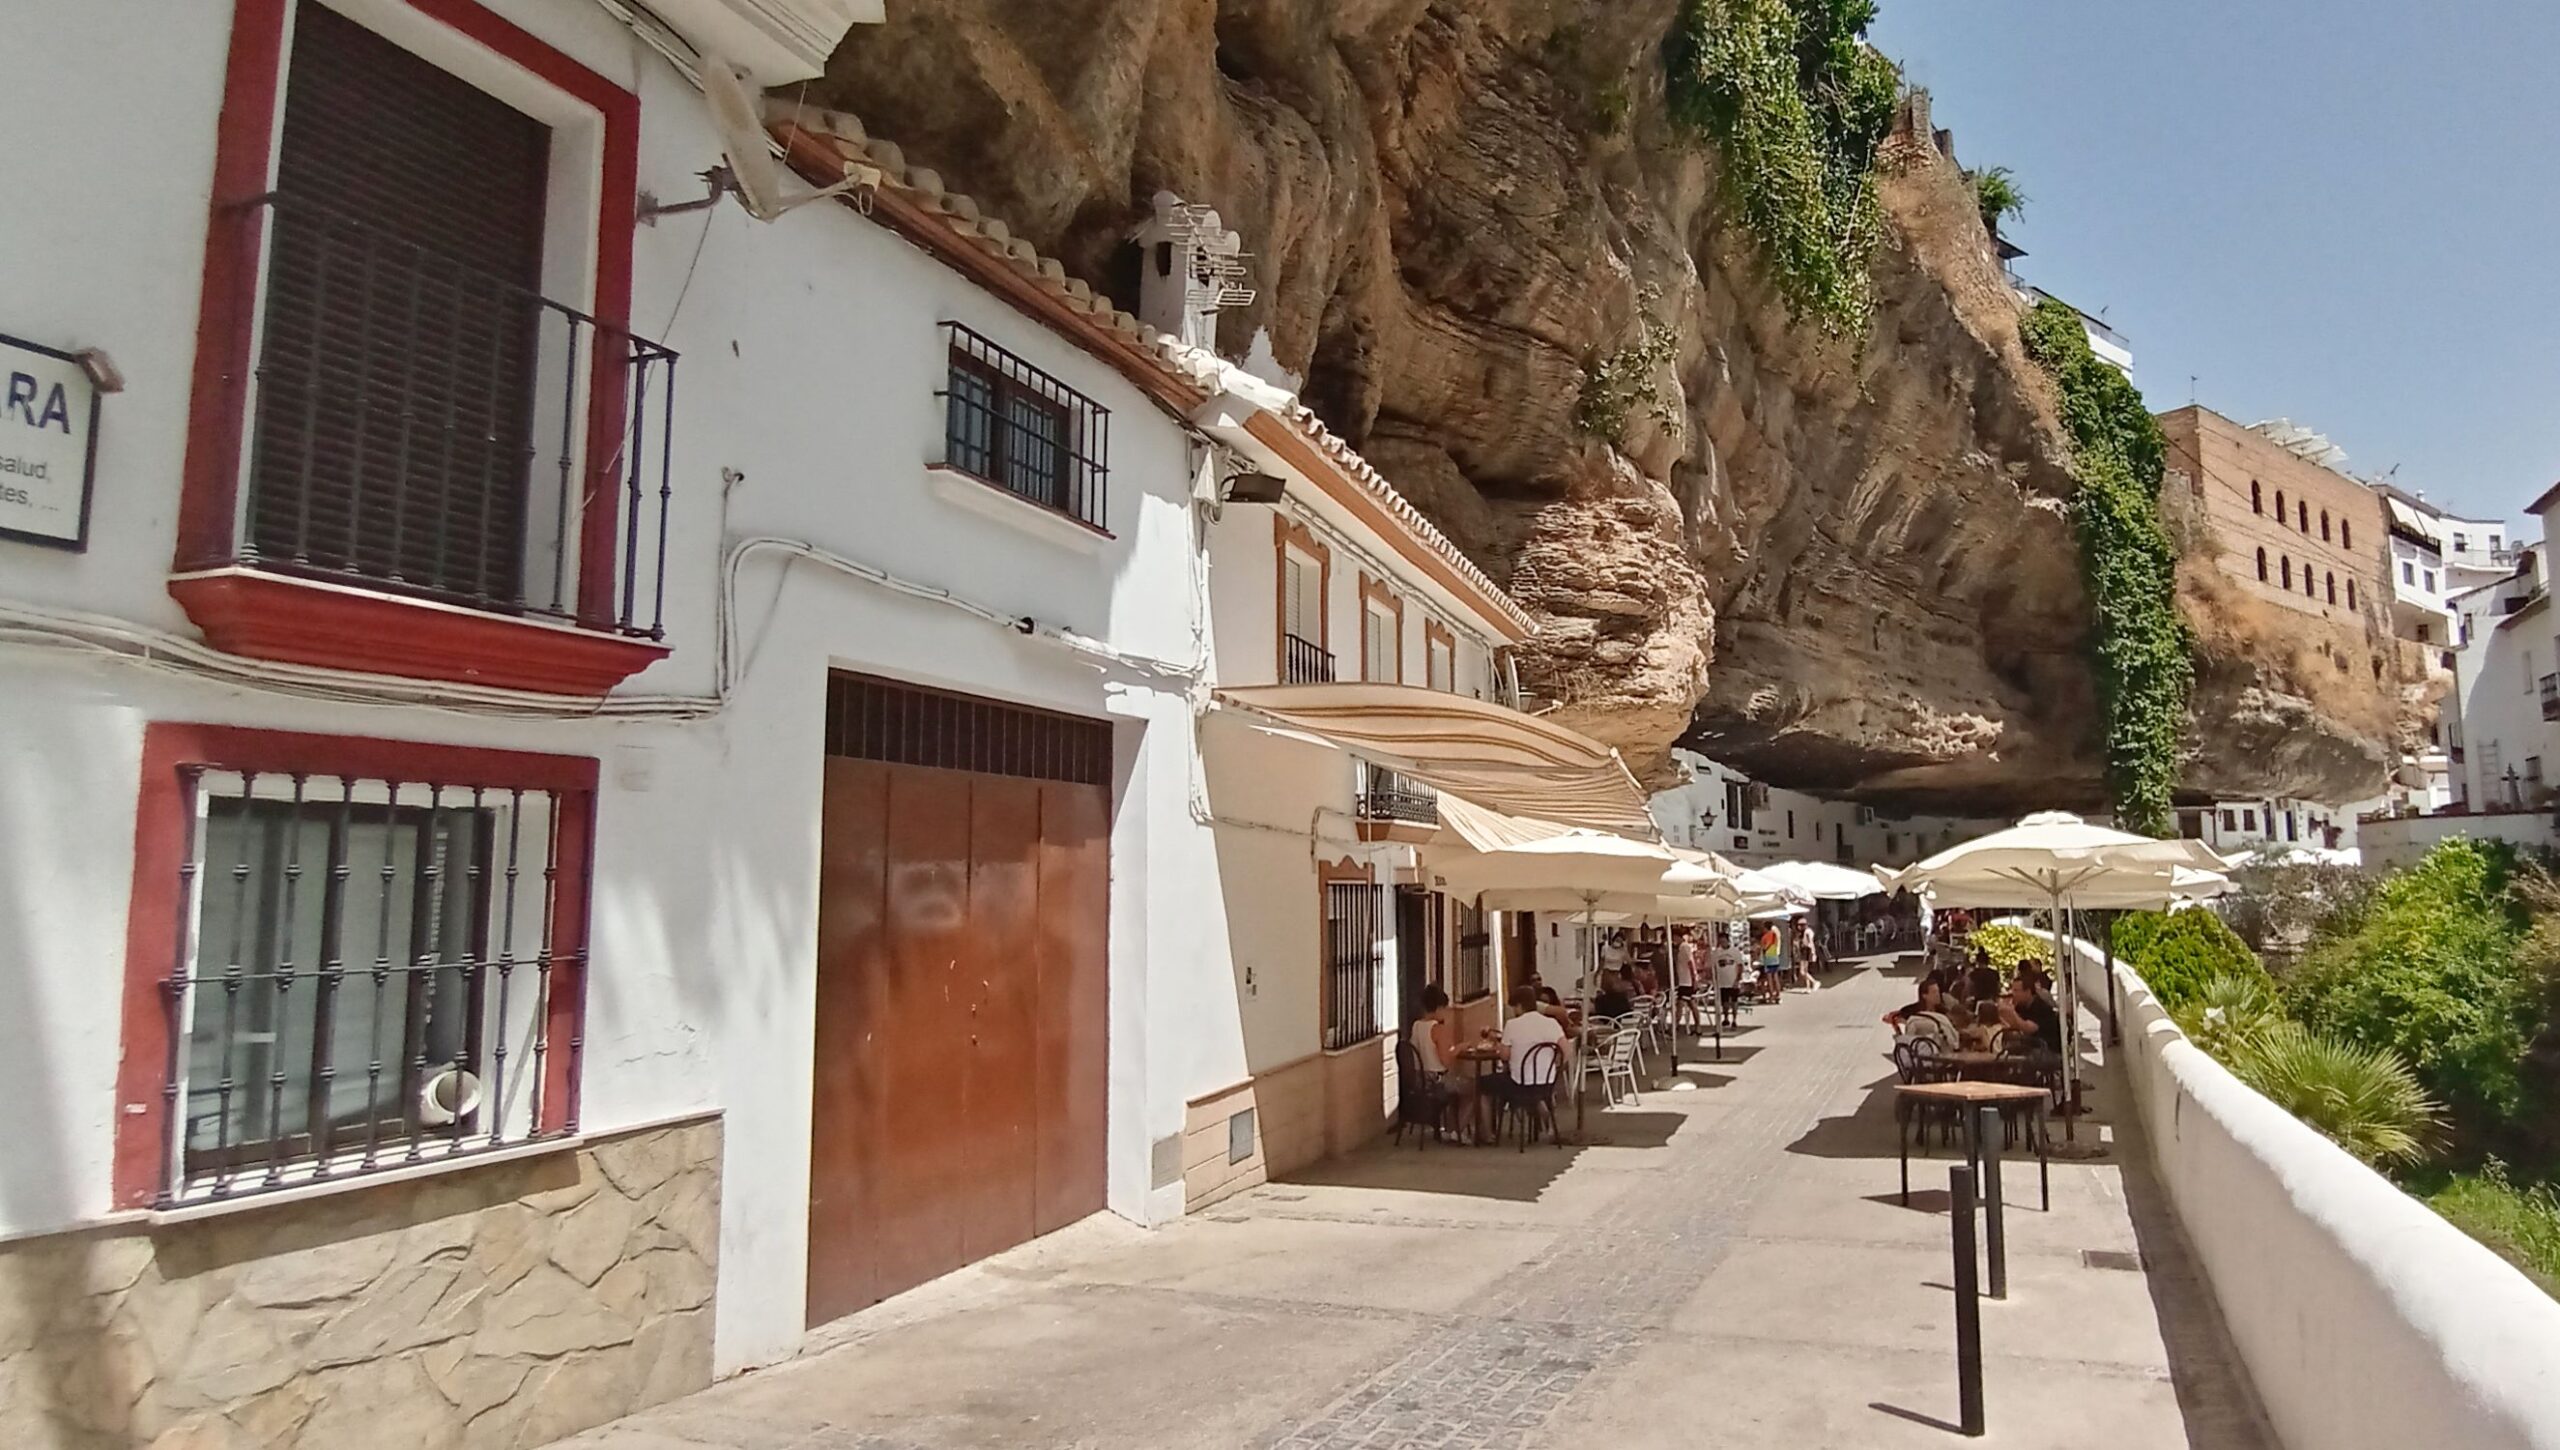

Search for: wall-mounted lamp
xmin=1220 ymin=471 xmax=1287 ymax=505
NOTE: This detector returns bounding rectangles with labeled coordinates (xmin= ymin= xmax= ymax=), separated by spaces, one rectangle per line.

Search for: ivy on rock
xmin=1663 ymin=0 xmax=1900 ymax=332
xmin=2020 ymin=297 xmax=2192 ymax=836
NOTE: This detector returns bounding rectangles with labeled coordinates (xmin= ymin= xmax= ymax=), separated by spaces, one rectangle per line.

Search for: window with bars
xmin=156 ymin=765 xmax=587 ymax=1205
xmin=1454 ymin=899 xmax=1491 ymax=1002
xmin=1323 ymin=880 xmax=1382 ymax=1049
xmin=940 ymin=322 xmax=1110 ymax=529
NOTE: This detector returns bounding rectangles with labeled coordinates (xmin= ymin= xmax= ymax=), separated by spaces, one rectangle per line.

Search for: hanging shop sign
xmin=0 ymin=331 xmax=101 ymax=550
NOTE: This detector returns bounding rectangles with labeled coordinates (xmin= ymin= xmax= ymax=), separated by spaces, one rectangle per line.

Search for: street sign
xmin=0 ymin=331 xmax=101 ymax=550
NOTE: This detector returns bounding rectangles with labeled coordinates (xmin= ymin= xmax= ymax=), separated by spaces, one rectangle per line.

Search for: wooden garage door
xmin=807 ymin=675 xmax=1110 ymax=1327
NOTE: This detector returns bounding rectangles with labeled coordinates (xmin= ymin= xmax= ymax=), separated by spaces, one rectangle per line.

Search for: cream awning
xmin=1215 ymin=683 xmax=1658 ymax=837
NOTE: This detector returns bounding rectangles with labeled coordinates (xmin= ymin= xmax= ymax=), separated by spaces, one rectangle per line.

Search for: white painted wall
xmin=2057 ymin=936 xmax=2560 ymax=1450
xmin=1649 ymin=749 xmax=2002 ymax=869
xmin=2356 ymin=812 xmax=2560 ymax=871
xmin=0 ymin=0 xmax=1223 ymax=1377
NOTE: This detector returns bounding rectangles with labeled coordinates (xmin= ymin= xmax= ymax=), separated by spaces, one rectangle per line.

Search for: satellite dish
xmin=639 ymin=57 xmax=881 ymax=225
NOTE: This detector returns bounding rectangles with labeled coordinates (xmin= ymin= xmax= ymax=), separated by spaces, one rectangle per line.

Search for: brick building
xmin=2158 ymin=405 xmax=2391 ymax=625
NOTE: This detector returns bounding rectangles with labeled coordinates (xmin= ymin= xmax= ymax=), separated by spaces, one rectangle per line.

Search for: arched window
xmin=2347 ymin=578 xmax=2357 ymax=609
xmin=2298 ymin=500 xmax=2309 ymax=531
xmin=2342 ymin=520 xmax=2352 ymax=551
xmin=2321 ymin=509 xmax=2331 ymax=541
xmin=2326 ymin=572 xmax=2337 ymax=604
xmin=2275 ymin=489 xmax=2287 ymax=525
xmin=2281 ymin=557 xmax=2293 ymax=589
xmin=2256 ymin=547 xmax=2269 ymax=581
xmin=2251 ymin=480 xmax=2263 ymax=514
xmin=2306 ymin=567 xmax=2317 ymax=598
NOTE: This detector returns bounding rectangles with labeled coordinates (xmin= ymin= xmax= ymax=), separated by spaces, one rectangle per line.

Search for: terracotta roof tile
xmin=767 ymin=104 xmax=1533 ymax=638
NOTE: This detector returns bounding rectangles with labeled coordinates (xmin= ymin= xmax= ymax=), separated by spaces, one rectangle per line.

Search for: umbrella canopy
xmin=1428 ymin=795 xmax=1728 ymax=900
xmin=1878 ymin=811 xmax=2227 ymax=904
xmin=1216 ymin=683 xmax=1656 ymax=836
xmin=1906 ymin=864 xmax=2232 ymax=911
xmin=1754 ymin=859 xmax=1887 ymax=900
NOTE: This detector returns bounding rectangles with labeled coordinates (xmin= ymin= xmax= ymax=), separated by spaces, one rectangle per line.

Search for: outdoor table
xmin=1895 ymin=1081 xmax=2050 ymax=1211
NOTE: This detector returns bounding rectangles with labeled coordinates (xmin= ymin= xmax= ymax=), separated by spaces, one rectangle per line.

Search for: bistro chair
xmin=1595 ymin=1019 xmax=1643 ymax=1107
xmin=1390 ymin=1038 xmax=1452 ymax=1149
xmin=1496 ymin=1042 xmax=1564 ymax=1150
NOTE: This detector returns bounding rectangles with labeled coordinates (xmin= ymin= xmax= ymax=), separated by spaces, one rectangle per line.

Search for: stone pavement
xmin=555 ymin=958 xmax=2276 ymax=1450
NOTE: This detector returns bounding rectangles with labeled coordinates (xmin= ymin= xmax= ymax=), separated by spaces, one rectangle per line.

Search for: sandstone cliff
xmin=814 ymin=0 xmax=2396 ymax=812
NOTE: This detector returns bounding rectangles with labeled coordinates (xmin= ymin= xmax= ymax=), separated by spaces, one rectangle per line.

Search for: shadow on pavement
xmin=1284 ymin=1110 xmax=1693 ymax=1201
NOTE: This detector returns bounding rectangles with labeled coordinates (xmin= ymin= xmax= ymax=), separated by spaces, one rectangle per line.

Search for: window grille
xmin=939 ymin=322 xmax=1110 ymax=529
xmin=824 ymin=673 xmax=1112 ymax=786
xmin=1455 ymin=899 xmax=1491 ymax=1001
xmin=1323 ymin=881 xmax=1382 ymax=1049
xmin=158 ymin=768 xmax=585 ymax=1205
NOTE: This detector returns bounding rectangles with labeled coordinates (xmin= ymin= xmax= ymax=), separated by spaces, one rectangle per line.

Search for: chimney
xmin=1130 ymin=192 xmax=1257 ymax=351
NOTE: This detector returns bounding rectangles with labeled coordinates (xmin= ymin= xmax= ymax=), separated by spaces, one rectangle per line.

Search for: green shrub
xmin=2286 ymin=840 xmax=2534 ymax=1141
xmin=2116 ymin=908 xmax=2263 ymax=1012
xmin=2227 ymin=1023 xmax=2441 ymax=1169
xmin=2425 ymin=1162 xmax=2560 ymax=1298
xmin=1967 ymin=164 xmax=2025 ymax=234
xmin=1969 ymin=923 xmax=2046 ymax=976
xmin=2171 ymin=971 xmax=2283 ymax=1062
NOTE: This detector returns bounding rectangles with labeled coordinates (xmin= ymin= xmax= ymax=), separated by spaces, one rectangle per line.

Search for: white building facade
xmin=0 ymin=1 xmax=1534 ymax=1442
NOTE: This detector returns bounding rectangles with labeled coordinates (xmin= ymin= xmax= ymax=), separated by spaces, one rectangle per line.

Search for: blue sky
xmin=1869 ymin=0 xmax=2560 ymax=533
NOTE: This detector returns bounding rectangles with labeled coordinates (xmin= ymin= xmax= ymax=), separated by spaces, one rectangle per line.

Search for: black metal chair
xmin=1392 ymin=1037 xmax=1453 ymax=1149
xmin=1491 ymin=1042 xmax=1564 ymax=1151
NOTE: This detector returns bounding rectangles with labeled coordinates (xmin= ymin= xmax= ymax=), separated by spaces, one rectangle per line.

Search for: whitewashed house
xmin=0 ymin=0 xmax=1510 ymax=1442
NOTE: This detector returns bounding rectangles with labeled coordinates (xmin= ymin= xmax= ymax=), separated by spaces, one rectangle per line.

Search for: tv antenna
xmin=640 ymin=59 xmax=880 ymax=225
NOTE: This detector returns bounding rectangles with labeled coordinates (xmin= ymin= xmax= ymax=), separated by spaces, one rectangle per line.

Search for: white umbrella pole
xmin=1576 ymin=899 xmax=1597 ymax=1140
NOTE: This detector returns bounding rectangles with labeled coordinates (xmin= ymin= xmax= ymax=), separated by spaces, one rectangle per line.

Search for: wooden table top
xmin=1894 ymin=1080 xmax=2050 ymax=1105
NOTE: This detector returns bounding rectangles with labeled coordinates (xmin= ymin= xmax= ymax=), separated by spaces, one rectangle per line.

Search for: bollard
xmin=1952 ymin=1165 xmax=1986 ymax=1437
xmin=1976 ymin=1106 xmax=2007 ymax=1301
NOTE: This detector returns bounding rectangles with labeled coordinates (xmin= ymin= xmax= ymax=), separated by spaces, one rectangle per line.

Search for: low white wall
xmin=2357 ymin=812 xmax=2558 ymax=871
xmin=2047 ymin=932 xmax=2560 ymax=1449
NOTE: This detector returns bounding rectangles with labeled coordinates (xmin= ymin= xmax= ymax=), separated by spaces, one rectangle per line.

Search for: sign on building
xmin=0 ymin=332 xmax=101 ymax=550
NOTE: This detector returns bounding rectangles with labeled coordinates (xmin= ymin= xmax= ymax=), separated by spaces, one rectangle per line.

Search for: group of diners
xmin=1399 ymin=918 xmax=1838 ymax=1145
xmin=1880 ymin=942 xmax=2065 ymax=1059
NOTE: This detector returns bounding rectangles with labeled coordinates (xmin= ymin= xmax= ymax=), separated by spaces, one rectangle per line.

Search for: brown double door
xmin=806 ymin=683 xmax=1110 ymax=1328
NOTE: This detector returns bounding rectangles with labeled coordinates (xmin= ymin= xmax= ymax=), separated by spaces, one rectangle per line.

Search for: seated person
xmin=1883 ymin=978 xmax=1958 ymax=1050
xmin=1500 ymin=985 xmax=1570 ymax=1086
xmin=1959 ymin=1000 xmax=2002 ymax=1053
xmin=1998 ymin=975 xmax=2064 ymax=1055
xmin=1591 ymin=968 xmax=1635 ymax=1019
xmin=1967 ymin=964 xmax=2003 ymax=1010
xmin=1404 ymin=984 xmax=1479 ymax=1140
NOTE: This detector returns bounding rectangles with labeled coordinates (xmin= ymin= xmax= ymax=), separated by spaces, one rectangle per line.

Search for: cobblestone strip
xmin=1257 ymin=976 xmax=1895 ymax=1449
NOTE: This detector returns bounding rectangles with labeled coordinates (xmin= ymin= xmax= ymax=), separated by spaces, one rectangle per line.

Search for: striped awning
xmin=1214 ymin=683 xmax=1658 ymax=838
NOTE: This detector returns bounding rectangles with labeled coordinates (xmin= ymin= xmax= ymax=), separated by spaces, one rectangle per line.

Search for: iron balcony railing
xmin=939 ymin=321 xmax=1110 ymax=530
xmin=1283 ymin=632 xmax=1336 ymax=684
xmin=1356 ymin=762 xmax=1439 ymax=827
xmin=210 ymin=192 xmax=678 ymax=639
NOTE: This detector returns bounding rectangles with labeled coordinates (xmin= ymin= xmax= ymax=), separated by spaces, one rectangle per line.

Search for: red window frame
xmin=112 ymin=721 xmax=600 ymax=1209
xmin=172 ymin=0 xmax=655 ymax=693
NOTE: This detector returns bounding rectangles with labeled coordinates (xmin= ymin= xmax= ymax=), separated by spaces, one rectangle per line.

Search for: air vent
xmin=2082 ymin=1249 xmax=2143 ymax=1272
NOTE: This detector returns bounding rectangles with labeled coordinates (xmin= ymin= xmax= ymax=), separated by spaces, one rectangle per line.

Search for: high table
xmin=1894 ymin=1080 xmax=2051 ymax=1211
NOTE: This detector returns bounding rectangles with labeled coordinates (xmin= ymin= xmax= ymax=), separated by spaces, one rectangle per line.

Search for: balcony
xmin=2542 ymin=674 xmax=2558 ymax=722
xmin=173 ymin=193 xmax=677 ymax=695
xmin=1283 ymin=632 xmax=1336 ymax=684
xmin=1355 ymin=762 xmax=1438 ymax=842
